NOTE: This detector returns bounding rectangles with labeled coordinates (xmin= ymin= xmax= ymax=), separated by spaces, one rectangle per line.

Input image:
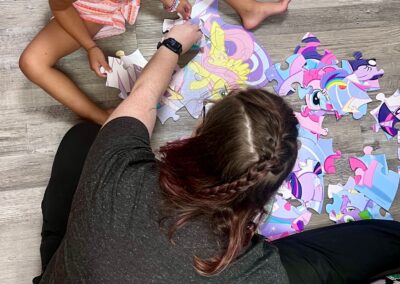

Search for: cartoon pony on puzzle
xmin=157 ymin=0 xmax=272 ymax=123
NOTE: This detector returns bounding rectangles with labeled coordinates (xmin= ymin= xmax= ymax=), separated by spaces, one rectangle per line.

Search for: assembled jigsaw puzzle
xmin=157 ymin=0 xmax=272 ymax=123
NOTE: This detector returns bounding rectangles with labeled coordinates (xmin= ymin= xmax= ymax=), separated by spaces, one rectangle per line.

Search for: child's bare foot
xmin=240 ymin=0 xmax=290 ymax=30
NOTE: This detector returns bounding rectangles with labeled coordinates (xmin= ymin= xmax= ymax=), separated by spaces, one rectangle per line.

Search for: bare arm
xmin=105 ymin=23 xmax=202 ymax=136
xmin=49 ymin=0 xmax=96 ymax=50
xmin=49 ymin=0 xmax=111 ymax=76
xmin=160 ymin=0 xmax=192 ymax=20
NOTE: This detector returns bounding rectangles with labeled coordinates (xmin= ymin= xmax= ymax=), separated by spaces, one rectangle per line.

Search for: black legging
xmin=34 ymin=122 xmax=400 ymax=284
xmin=33 ymin=122 xmax=101 ymax=284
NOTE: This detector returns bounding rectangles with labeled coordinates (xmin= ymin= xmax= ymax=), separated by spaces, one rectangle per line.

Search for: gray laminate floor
xmin=0 ymin=0 xmax=399 ymax=282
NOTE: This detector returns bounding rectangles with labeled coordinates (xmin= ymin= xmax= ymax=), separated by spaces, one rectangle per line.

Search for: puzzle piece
xmin=162 ymin=18 xmax=185 ymax=33
xmin=297 ymin=126 xmax=341 ymax=173
xmin=348 ymin=147 xmax=399 ymax=211
xmin=104 ymin=50 xmax=147 ymax=99
xmin=158 ymin=0 xmax=272 ymax=122
xmin=294 ymin=33 xmax=338 ymax=65
xmin=157 ymin=98 xmax=182 ymax=123
xmin=265 ymin=54 xmax=306 ymax=96
xmin=278 ymin=159 xmax=325 ymax=213
xmin=295 ymin=107 xmax=328 ymax=137
xmin=370 ymin=90 xmax=400 ymax=139
xmin=190 ymin=0 xmax=218 ymax=19
xmin=326 ymin=176 xmax=393 ymax=223
xmin=343 ymin=51 xmax=384 ymax=91
xmin=257 ymin=195 xmax=312 ymax=240
xmin=266 ymin=34 xmax=382 ymax=120
xmin=320 ymin=69 xmax=372 ymax=119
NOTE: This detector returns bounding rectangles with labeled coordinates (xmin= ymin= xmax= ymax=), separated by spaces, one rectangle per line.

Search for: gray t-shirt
xmin=40 ymin=117 xmax=289 ymax=284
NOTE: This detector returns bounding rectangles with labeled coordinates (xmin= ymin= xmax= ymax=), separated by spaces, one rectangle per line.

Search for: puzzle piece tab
xmin=348 ymin=147 xmax=399 ymax=211
xmin=370 ymin=90 xmax=400 ymax=139
xmin=326 ymin=177 xmax=393 ymax=223
xmin=266 ymin=34 xmax=383 ymax=120
xmin=258 ymin=195 xmax=312 ymax=240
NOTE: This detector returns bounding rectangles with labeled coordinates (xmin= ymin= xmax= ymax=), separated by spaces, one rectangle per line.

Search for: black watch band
xmin=157 ymin=38 xmax=182 ymax=55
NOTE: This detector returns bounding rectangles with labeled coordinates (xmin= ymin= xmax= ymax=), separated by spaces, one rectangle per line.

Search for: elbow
xmin=49 ymin=0 xmax=71 ymax=11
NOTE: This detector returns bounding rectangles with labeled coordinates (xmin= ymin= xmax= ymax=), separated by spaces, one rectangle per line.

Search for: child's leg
xmin=224 ymin=0 xmax=290 ymax=30
xmin=32 ymin=122 xmax=100 ymax=284
xmin=19 ymin=20 xmax=109 ymax=124
xmin=273 ymin=220 xmax=400 ymax=283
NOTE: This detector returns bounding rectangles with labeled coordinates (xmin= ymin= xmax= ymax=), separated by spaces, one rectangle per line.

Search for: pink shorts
xmin=73 ymin=0 xmax=140 ymax=40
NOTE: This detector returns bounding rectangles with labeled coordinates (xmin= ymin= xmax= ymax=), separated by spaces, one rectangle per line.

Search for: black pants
xmin=34 ymin=122 xmax=400 ymax=284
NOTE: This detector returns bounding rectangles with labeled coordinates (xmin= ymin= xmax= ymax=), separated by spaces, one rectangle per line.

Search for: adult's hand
xmin=105 ymin=22 xmax=202 ymax=134
xmin=87 ymin=46 xmax=112 ymax=78
xmin=164 ymin=22 xmax=202 ymax=54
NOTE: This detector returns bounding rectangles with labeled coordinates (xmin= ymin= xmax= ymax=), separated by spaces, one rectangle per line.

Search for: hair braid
xmin=197 ymin=157 xmax=281 ymax=200
xmin=159 ymin=88 xmax=299 ymax=276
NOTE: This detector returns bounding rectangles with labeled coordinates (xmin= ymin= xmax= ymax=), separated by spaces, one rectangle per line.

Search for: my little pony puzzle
xmin=101 ymin=0 xmax=399 ymax=241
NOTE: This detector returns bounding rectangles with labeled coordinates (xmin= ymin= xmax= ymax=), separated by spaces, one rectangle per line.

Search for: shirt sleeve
xmin=81 ymin=116 xmax=155 ymax=180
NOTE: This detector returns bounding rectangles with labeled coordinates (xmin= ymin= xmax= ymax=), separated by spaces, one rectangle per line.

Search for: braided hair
xmin=159 ymin=88 xmax=299 ymax=276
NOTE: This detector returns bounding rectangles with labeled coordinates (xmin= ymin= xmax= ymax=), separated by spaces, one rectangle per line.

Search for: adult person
xmin=34 ymin=22 xmax=400 ymax=283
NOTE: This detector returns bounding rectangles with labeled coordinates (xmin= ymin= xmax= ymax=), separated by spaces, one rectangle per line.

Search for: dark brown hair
xmin=159 ymin=89 xmax=298 ymax=276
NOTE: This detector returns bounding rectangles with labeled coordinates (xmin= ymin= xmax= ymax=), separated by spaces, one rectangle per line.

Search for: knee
xmin=61 ymin=122 xmax=101 ymax=148
xmin=19 ymin=48 xmax=47 ymax=82
xmin=67 ymin=122 xmax=101 ymax=138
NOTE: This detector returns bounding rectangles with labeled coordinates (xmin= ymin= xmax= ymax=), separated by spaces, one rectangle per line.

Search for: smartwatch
xmin=157 ymin=38 xmax=182 ymax=55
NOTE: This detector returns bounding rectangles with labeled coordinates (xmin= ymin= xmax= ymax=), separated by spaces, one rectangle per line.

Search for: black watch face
xmin=165 ymin=38 xmax=182 ymax=54
xmin=168 ymin=38 xmax=178 ymax=45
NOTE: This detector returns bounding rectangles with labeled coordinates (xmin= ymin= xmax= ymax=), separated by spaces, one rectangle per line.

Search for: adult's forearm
xmin=131 ymin=46 xmax=178 ymax=102
xmin=105 ymin=22 xmax=201 ymax=134
xmin=50 ymin=0 xmax=96 ymax=50
xmin=106 ymin=46 xmax=179 ymax=134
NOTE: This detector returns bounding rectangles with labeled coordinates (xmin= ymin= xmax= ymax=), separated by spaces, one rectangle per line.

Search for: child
xmin=167 ymin=0 xmax=290 ymax=29
xmin=224 ymin=0 xmax=291 ymax=30
xmin=19 ymin=0 xmax=192 ymax=124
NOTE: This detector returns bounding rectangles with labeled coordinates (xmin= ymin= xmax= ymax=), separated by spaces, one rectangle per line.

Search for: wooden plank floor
xmin=0 ymin=0 xmax=399 ymax=282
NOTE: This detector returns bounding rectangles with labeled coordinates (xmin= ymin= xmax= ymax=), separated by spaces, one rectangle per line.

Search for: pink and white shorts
xmin=73 ymin=0 xmax=140 ymax=40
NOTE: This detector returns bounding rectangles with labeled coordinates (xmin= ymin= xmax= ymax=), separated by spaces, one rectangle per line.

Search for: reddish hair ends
xmin=159 ymin=88 xmax=299 ymax=276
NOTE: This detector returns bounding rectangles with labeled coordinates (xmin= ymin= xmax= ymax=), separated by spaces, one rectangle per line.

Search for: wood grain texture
xmin=0 ymin=0 xmax=399 ymax=282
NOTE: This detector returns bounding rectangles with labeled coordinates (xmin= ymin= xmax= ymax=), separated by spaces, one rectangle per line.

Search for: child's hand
xmin=87 ymin=46 xmax=112 ymax=78
xmin=176 ymin=0 xmax=191 ymax=20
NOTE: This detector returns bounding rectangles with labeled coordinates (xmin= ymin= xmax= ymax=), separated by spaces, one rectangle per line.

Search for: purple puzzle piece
xmin=258 ymin=195 xmax=312 ymax=240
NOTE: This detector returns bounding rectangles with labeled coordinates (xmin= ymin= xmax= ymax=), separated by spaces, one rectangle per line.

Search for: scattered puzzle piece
xmin=104 ymin=49 xmax=147 ymax=99
xmin=370 ymin=90 xmax=400 ymax=139
xmin=344 ymin=51 xmax=384 ymax=91
xmin=326 ymin=176 xmax=393 ymax=223
xmin=265 ymin=54 xmax=306 ymax=96
xmin=278 ymin=159 xmax=325 ymax=213
xmin=276 ymin=125 xmax=341 ymax=214
xmin=348 ymin=146 xmax=399 ymax=211
xmin=294 ymin=33 xmax=337 ymax=65
xmin=297 ymin=126 xmax=340 ymax=173
xmin=266 ymin=33 xmax=384 ymax=120
xmin=258 ymin=195 xmax=312 ymax=240
xmin=295 ymin=107 xmax=328 ymax=137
